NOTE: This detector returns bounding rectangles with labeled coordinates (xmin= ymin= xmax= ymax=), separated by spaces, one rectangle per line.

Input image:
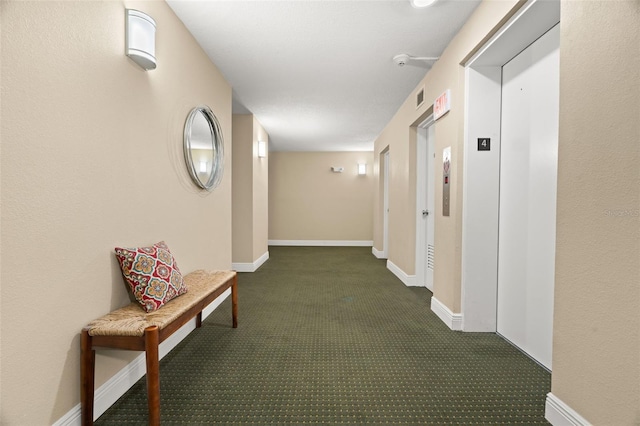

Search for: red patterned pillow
xmin=114 ymin=241 xmax=188 ymax=312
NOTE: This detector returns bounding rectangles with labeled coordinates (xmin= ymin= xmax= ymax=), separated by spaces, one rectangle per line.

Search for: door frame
xmin=415 ymin=115 xmax=435 ymax=290
xmin=382 ymin=149 xmax=390 ymax=259
xmin=461 ymin=0 xmax=560 ymax=332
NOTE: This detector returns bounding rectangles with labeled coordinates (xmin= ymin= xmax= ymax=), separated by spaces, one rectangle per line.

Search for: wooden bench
xmin=81 ymin=269 xmax=237 ymax=426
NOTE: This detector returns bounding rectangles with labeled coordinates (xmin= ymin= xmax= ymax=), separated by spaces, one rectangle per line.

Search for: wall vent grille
xmin=427 ymin=244 xmax=435 ymax=270
xmin=417 ymin=88 xmax=425 ymax=108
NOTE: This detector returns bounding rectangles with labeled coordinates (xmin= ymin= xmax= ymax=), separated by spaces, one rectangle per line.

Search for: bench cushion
xmin=86 ymin=270 xmax=235 ymax=337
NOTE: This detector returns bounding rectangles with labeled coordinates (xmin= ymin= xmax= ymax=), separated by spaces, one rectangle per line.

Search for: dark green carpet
xmin=96 ymin=246 xmax=551 ymax=425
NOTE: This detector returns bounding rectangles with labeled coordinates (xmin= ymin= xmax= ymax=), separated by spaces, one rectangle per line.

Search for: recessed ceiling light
xmin=411 ymin=0 xmax=438 ymax=8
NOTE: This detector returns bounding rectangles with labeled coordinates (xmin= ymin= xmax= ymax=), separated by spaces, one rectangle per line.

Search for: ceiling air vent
xmin=416 ymin=87 xmax=425 ymax=109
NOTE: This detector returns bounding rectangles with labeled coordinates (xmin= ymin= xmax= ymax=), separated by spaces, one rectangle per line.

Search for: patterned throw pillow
xmin=114 ymin=241 xmax=188 ymax=312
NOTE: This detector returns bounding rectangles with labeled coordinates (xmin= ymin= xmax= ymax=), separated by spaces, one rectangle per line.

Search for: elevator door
xmin=496 ymin=24 xmax=559 ymax=370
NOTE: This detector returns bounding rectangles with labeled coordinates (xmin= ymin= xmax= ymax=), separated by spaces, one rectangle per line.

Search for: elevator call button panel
xmin=443 ymin=147 xmax=451 ymax=217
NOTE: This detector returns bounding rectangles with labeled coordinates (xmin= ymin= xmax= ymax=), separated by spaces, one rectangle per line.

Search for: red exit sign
xmin=434 ymin=89 xmax=450 ymax=120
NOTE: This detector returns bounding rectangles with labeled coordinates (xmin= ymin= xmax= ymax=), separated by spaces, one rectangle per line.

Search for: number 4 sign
xmin=477 ymin=138 xmax=491 ymax=151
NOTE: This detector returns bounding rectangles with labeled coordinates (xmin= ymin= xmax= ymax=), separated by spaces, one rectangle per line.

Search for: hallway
xmin=96 ymin=247 xmax=550 ymax=424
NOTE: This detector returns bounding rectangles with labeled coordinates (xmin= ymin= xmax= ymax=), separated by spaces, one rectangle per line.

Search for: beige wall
xmin=232 ymin=114 xmax=269 ymax=263
xmin=269 ymin=152 xmax=373 ymax=242
xmin=552 ymin=1 xmax=639 ymax=424
xmin=1 ymin=1 xmax=232 ymax=423
xmin=372 ymin=0 xmax=522 ymax=311
xmin=232 ymin=115 xmax=254 ymax=262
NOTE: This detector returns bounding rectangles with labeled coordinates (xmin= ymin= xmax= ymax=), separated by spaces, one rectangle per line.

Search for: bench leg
xmin=81 ymin=329 xmax=95 ymax=426
xmin=231 ymin=274 xmax=238 ymax=328
xmin=144 ymin=326 xmax=160 ymax=426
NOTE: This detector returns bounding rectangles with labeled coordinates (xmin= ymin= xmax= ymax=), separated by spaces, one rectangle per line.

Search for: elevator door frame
xmin=461 ymin=0 xmax=560 ymax=333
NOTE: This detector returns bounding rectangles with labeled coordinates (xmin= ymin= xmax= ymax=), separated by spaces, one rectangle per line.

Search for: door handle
xmin=422 ymin=210 xmax=430 ymax=216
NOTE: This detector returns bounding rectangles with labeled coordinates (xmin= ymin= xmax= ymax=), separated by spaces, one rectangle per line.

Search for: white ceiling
xmin=167 ymin=0 xmax=481 ymax=152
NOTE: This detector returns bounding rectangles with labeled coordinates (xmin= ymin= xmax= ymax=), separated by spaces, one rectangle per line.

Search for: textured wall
xmin=232 ymin=114 xmax=269 ymax=263
xmin=269 ymin=152 xmax=373 ymax=242
xmin=232 ymin=115 xmax=254 ymax=262
xmin=1 ymin=1 xmax=232 ymax=423
xmin=551 ymin=0 xmax=640 ymax=423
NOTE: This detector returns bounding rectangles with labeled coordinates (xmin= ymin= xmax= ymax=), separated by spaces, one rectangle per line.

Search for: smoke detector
xmin=393 ymin=54 xmax=411 ymax=67
xmin=393 ymin=54 xmax=439 ymax=67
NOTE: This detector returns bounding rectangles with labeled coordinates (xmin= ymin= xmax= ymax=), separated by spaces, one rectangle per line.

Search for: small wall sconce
xmin=258 ymin=141 xmax=267 ymax=158
xmin=199 ymin=161 xmax=207 ymax=173
xmin=410 ymin=0 xmax=438 ymax=7
xmin=358 ymin=163 xmax=367 ymax=175
xmin=125 ymin=9 xmax=156 ymax=70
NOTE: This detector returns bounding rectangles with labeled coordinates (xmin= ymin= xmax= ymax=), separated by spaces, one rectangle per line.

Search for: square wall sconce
xmin=358 ymin=163 xmax=367 ymax=175
xmin=125 ymin=9 xmax=156 ymax=70
xmin=199 ymin=161 xmax=208 ymax=173
xmin=258 ymin=140 xmax=267 ymax=158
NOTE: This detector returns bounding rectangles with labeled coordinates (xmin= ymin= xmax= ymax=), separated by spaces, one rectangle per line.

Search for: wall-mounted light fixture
xmin=199 ymin=161 xmax=208 ymax=173
xmin=358 ymin=163 xmax=367 ymax=175
xmin=410 ymin=0 xmax=438 ymax=7
xmin=258 ymin=140 xmax=267 ymax=158
xmin=125 ymin=9 xmax=156 ymax=70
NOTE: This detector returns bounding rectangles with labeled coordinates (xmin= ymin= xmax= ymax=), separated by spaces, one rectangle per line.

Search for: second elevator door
xmin=496 ymin=24 xmax=560 ymax=370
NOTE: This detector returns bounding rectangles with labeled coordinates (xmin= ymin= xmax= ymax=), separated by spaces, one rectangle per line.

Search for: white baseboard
xmin=386 ymin=260 xmax=417 ymax=287
xmin=232 ymin=251 xmax=269 ymax=272
xmin=371 ymin=247 xmax=386 ymax=259
xmin=545 ymin=393 xmax=591 ymax=426
xmin=430 ymin=296 xmax=463 ymax=331
xmin=54 ymin=289 xmax=231 ymax=426
xmin=268 ymin=240 xmax=373 ymax=247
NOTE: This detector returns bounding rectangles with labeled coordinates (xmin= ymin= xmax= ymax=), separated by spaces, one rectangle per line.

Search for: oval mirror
xmin=183 ymin=106 xmax=224 ymax=191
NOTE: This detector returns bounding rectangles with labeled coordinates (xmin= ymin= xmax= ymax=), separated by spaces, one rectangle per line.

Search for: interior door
xmin=382 ymin=150 xmax=390 ymax=259
xmin=424 ymin=125 xmax=435 ymax=291
xmin=416 ymin=121 xmax=435 ymax=291
xmin=496 ymin=24 xmax=559 ymax=370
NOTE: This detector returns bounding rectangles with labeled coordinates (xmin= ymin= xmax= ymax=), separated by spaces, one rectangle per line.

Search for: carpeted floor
xmin=96 ymin=246 xmax=551 ymax=425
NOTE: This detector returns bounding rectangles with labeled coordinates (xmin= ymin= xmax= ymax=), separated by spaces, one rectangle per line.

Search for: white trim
xmin=430 ymin=296 xmax=463 ymax=331
xmin=52 ymin=403 xmax=82 ymax=426
xmin=545 ymin=393 xmax=591 ymax=426
xmin=232 ymin=251 xmax=269 ymax=272
xmin=418 ymin=113 xmax=435 ymax=129
xmin=268 ymin=240 xmax=372 ymax=247
xmin=382 ymin=150 xmax=390 ymax=259
xmin=461 ymin=64 xmax=502 ymax=332
xmin=415 ymin=114 xmax=435 ymax=291
xmin=416 ymin=124 xmax=427 ymax=287
xmin=53 ymin=289 xmax=231 ymax=426
xmin=464 ymin=0 xmax=560 ymax=68
xmin=371 ymin=247 xmax=385 ymax=259
xmin=386 ymin=260 xmax=417 ymax=287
